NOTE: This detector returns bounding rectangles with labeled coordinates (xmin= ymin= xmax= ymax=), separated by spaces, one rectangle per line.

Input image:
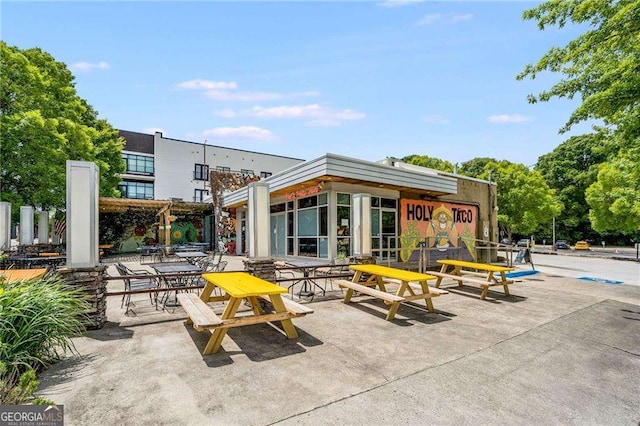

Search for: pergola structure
xmin=99 ymin=197 xmax=212 ymax=246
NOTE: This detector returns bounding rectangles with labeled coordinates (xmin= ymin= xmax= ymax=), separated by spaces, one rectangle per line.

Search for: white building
xmin=118 ymin=130 xmax=304 ymax=202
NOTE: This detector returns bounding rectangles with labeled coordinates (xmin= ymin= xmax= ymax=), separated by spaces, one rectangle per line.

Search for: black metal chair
xmin=115 ymin=262 xmax=159 ymax=316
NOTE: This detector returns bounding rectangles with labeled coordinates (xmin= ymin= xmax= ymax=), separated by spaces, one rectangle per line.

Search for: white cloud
xmin=144 ymin=127 xmax=165 ymax=134
xmin=204 ymin=90 xmax=319 ymax=102
xmin=416 ymin=14 xmax=442 ymax=26
xmin=450 ymin=13 xmax=473 ymax=23
xmin=213 ymin=109 xmax=237 ymax=118
xmin=176 ymin=79 xmax=238 ymax=90
xmin=244 ymin=104 xmax=365 ymax=127
xmin=416 ymin=13 xmax=473 ymax=26
xmin=487 ymin=114 xmax=533 ymax=124
xmin=423 ymin=115 xmax=451 ymax=125
xmin=378 ymin=0 xmax=424 ymax=7
xmin=202 ymin=126 xmax=275 ymax=141
xmin=71 ymin=61 xmax=110 ymax=73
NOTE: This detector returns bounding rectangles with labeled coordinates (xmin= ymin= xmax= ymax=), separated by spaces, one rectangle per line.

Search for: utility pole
xmin=552 ymin=216 xmax=556 ymax=251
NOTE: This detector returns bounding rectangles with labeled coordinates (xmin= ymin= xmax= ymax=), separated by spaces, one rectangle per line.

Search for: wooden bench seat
xmin=335 ymin=279 xmax=404 ymax=303
xmin=407 ymin=282 xmax=449 ymax=296
xmin=258 ymin=294 xmax=314 ymax=315
xmin=428 ymin=271 xmax=514 ymax=299
xmin=177 ymin=293 xmax=223 ymax=331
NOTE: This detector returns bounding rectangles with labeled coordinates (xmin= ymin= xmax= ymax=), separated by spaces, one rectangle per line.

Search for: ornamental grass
xmin=0 ymin=273 xmax=88 ymax=403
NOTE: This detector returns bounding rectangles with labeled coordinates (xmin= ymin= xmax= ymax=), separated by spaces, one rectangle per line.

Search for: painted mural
xmin=400 ymin=199 xmax=478 ymax=262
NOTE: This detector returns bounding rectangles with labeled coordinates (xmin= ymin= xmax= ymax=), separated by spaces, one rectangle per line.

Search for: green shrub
xmin=0 ymin=274 xmax=88 ymax=403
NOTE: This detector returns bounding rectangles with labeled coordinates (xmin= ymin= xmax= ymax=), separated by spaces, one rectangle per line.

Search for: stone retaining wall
xmin=56 ymin=265 xmax=107 ymax=330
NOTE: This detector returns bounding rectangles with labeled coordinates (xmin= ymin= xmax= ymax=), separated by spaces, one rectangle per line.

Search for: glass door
xmin=270 ymin=213 xmax=286 ymax=258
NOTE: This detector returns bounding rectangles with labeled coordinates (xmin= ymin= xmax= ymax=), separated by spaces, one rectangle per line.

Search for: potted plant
xmin=334 ymin=251 xmax=349 ymax=265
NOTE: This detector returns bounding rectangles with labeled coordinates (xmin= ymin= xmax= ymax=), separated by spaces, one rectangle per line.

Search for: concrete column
xmin=246 ymin=182 xmax=270 ymax=259
xmin=38 ymin=211 xmax=49 ymax=244
xmin=66 ymin=161 xmax=99 ymax=268
xmin=352 ymin=193 xmax=372 ymax=256
xmin=19 ymin=206 xmax=34 ymax=246
xmin=236 ymin=208 xmax=245 ymax=256
xmin=0 ymin=202 xmax=11 ymax=250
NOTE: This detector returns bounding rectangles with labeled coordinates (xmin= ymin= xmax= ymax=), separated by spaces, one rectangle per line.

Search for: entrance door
xmin=270 ymin=213 xmax=286 ymax=257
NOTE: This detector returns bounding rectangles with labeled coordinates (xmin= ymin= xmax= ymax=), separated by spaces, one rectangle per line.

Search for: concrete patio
xmin=39 ymin=257 xmax=640 ymax=425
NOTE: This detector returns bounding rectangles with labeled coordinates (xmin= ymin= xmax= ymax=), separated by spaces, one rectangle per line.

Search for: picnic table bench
xmin=178 ymin=272 xmax=313 ymax=354
xmin=336 ymin=264 xmax=448 ymax=321
xmin=432 ymin=259 xmax=515 ymax=300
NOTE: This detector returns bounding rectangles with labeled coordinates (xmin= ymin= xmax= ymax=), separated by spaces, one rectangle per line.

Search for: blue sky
xmin=3 ymin=1 xmax=591 ymax=167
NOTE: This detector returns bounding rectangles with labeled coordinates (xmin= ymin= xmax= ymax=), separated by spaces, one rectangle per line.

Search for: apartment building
xmin=118 ymin=130 xmax=304 ymax=202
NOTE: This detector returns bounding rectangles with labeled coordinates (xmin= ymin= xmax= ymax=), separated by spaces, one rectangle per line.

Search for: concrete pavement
xmin=38 ymin=257 xmax=640 ymax=425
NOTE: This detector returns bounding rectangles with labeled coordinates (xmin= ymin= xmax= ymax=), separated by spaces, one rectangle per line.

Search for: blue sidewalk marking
xmin=578 ymin=276 xmax=623 ymax=285
xmin=505 ymin=270 xmax=539 ymax=278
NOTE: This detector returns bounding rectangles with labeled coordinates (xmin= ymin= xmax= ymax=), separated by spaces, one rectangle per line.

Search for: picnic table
xmin=284 ymin=258 xmax=333 ymax=298
xmin=0 ymin=268 xmax=47 ymax=283
xmin=432 ymin=259 xmax=515 ymax=300
xmin=175 ymin=251 xmax=208 ymax=263
xmin=151 ymin=262 xmax=203 ymax=307
xmin=179 ymin=272 xmax=313 ymax=355
xmin=335 ymin=264 xmax=448 ymax=321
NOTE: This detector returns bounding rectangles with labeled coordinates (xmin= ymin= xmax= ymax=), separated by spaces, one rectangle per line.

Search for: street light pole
xmin=552 ymin=216 xmax=556 ymax=251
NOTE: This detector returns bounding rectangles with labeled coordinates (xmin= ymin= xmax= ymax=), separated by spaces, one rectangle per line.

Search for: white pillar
xmin=236 ymin=208 xmax=244 ymax=256
xmin=66 ymin=161 xmax=99 ymax=268
xmin=247 ymin=182 xmax=270 ymax=259
xmin=352 ymin=193 xmax=372 ymax=256
xmin=0 ymin=202 xmax=11 ymax=250
xmin=20 ymin=206 xmax=34 ymax=246
xmin=38 ymin=211 xmax=49 ymax=244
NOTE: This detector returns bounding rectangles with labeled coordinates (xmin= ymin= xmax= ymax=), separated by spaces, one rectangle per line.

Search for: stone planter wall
xmin=56 ymin=265 xmax=107 ymax=330
xmin=243 ymin=258 xmax=276 ymax=282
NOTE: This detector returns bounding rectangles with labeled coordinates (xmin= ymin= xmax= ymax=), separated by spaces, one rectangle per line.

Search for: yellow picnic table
xmin=0 ymin=268 xmax=47 ymax=283
xmin=434 ymin=259 xmax=515 ymax=299
xmin=179 ymin=272 xmax=313 ymax=355
xmin=336 ymin=264 xmax=448 ymax=321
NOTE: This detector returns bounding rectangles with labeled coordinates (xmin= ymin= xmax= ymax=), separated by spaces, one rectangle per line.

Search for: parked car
xmin=574 ymin=240 xmax=590 ymax=250
xmin=516 ymin=239 xmax=530 ymax=248
xmin=500 ymin=238 xmax=511 ymax=245
xmin=555 ymin=240 xmax=570 ymax=250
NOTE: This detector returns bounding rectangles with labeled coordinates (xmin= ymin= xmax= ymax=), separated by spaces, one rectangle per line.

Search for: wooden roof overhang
xmin=222 ymin=153 xmax=459 ymax=208
xmin=99 ymin=197 xmax=212 ymax=214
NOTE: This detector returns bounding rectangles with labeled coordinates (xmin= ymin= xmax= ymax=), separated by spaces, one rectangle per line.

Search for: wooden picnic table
xmin=179 ymin=272 xmax=313 ymax=355
xmin=336 ymin=264 xmax=448 ymax=321
xmin=0 ymin=268 xmax=47 ymax=283
xmin=433 ymin=259 xmax=515 ymax=300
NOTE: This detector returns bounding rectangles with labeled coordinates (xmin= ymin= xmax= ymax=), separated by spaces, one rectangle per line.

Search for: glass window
xmin=371 ymin=209 xmax=380 ymax=236
xmin=287 ymin=238 xmax=294 ymax=255
xmin=382 ymin=211 xmax=396 ymax=234
xmin=337 ymin=193 xmax=350 ymax=205
xmin=216 ymin=166 xmax=230 ymax=172
xmin=287 ymin=201 xmax=294 ymax=210
xmin=194 ymin=164 xmax=209 ymax=181
xmin=371 ymin=197 xmax=380 ymax=207
xmin=270 ymin=203 xmax=286 ymax=214
xmin=298 ymin=209 xmax=317 ymax=237
xmin=337 ymin=206 xmax=350 ymax=236
xmin=318 ymin=193 xmax=328 ymax=205
xmin=119 ymin=181 xmax=154 ymax=200
xmin=319 ymin=237 xmax=328 ymax=258
xmin=287 ymin=212 xmax=294 ymax=235
xmin=381 ymin=198 xmax=397 ymax=209
xmin=194 ymin=189 xmax=208 ymax=202
xmin=241 ymin=169 xmax=254 ymax=175
xmin=298 ymin=195 xmax=317 ymax=209
xmin=298 ymin=238 xmax=318 ymax=257
xmin=123 ymin=153 xmax=154 ymax=175
xmin=260 ymin=171 xmax=272 ymax=178
xmin=319 ymin=206 xmax=328 ymax=236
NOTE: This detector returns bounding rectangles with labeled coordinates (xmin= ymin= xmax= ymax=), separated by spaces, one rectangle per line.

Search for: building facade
xmin=117 ymin=130 xmax=304 ymax=202
xmin=222 ymin=154 xmax=498 ymax=265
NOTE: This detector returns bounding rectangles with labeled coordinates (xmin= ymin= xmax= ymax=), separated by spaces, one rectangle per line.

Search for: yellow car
xmin=574 ymin=240 xmax=590 ymax=250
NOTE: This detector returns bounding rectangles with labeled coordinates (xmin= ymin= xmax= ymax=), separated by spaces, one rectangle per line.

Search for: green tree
xmin=401 ymin=155 xmax=454 ymax=172
xmin=458 ymin=157 xmax=497 ymax=178
xmin=480 ymin=161 xmax=562 ymax=241
xmin=586 ymin=144 xmax=640 ymax=236
xmin=0 ymin=42 xmax=124 ymax=215
xmin=535 ymin=134 xmax=612 ymax=242
xmin=517 ymin=0 xmax=640 ymax=138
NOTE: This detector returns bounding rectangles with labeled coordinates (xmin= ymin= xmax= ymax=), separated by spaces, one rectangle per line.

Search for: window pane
xmin=319 ymin=206 xmax=328 ymax=236
xmin=337 ymin=206 xmax=350 ymax=236
xmin=381 ymin=198 xmax=397 ymax=208
xmin=270 ymin=203 xmax=286 ymax=213
xmin=298 ymin=238 xmax=318 ymax=257
xmin=319 ymin=237 xmax=328 ymax=258
xmin=337 ymin=193 xmax=350 ymax=205
xmin=371 ymin=197 xmax=380 ymax=207
xmin=318 ymin=193 xmax=327 ymax=205
xmin=287 ymin=238 xmax=294 ymax=255
xmin=287 ymin=212 xmax=294 ymax=235
xmin=337 ymin=237 xmax=350 ymax=256
xmin=382 ymin=211 xmax=396 ymax=234
xmin=298 ymin=209 xmax=317 ymax=236
xmin=371 ymin=209 xmax=380 ymax=236
xmin=298 ymin=195 xmax=317 ymax=209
